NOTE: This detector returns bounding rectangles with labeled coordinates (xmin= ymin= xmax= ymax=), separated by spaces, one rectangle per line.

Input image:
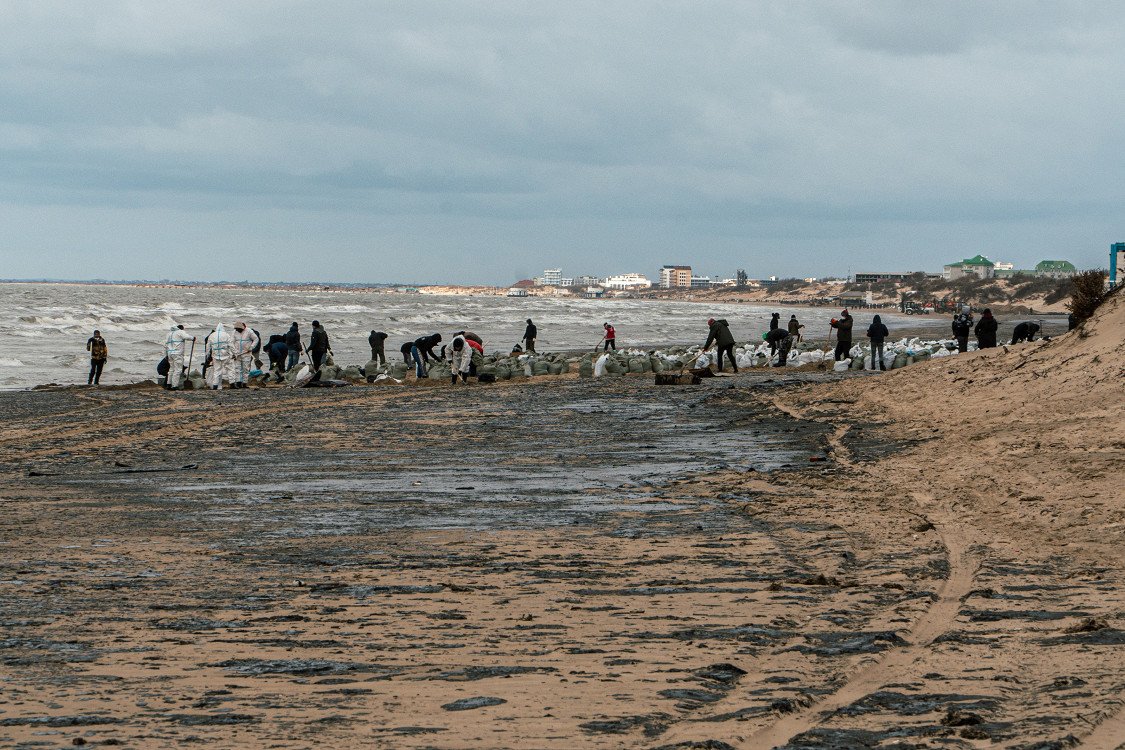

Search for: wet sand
xmin=0 ymin=352 xmax=1122 ymax=748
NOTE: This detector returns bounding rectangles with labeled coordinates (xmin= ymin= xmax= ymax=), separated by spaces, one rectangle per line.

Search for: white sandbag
xmin=833 ymin=359 xmax=851 ymax=372
xmin=594 ymin=353 xmax=609 ymax=378
xmin=291 ymin=365 xmax=313 ymax=387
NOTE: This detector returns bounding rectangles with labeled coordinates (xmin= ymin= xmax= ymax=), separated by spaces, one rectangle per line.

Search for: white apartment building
xmin=602 ymin=273 xmax=652 ymax=289
xmin=541 ymin=268 xmax=562 ymax=286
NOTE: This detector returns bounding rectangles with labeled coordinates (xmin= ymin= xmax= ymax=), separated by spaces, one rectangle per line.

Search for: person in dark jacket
xmin=283 ymin=323 xmax=302 ymax=371
xmin=1010 ymin=321 xmax=1040 ymax=344
xmin=975 ymin=309 xmax=998 ymax=348
xmin=1067 ymin=312 xmax=1077 ymax=331
xmin=523 ymin=319 xmax=537 ymax=353
xmin=765 ymin=328 xmax=793 ymax=367
xmin=411 ymin=334 xmax=442 ymax=378
xmin=86 ymin=330 xmax=108 ymax=385
xmin=703 ymin=318 xmax=738 ymax=373
xmin=368 ymin=330 xmax=387 ymax=365
xmin=767 ymin=313 xmax=781 ymax=355
xmin=457 ymin=330 xmax=484 ymax=346
xmin=787 ymin=314 xmax=804 ymax=341
xmin=830 ymin=309 xmax=854 ymax=361
xmin=951 ymin=313 xmax=973 ymax=353
xmin=264 ymin=335 xmax=288 ymax=382
xmin=866 ymin=315 xmax=889 ymax=371
xmin=309 ymin=320 xmax=330 ymax=370
xmin=400 ymin=341 xmax=414 ymax=364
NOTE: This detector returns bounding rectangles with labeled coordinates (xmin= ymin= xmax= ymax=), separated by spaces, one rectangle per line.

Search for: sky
xmin=1 ymin=1 xmax=1124 ymax=285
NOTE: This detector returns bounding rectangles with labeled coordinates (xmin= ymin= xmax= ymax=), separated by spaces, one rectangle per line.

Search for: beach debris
xmin=1063 ymin=617 xmax=1109 ymax=633
xmin=440 ymin=696 xmax=506 ymax=711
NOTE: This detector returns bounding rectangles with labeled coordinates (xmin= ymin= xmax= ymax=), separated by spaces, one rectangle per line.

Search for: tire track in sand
xmin=741 ymin=497 xmax=977 ymax=749
xmin=652 ymin=397 xmax=981 ymax=749
xmin=1077 ymin=704 xmax=1125 ymax=750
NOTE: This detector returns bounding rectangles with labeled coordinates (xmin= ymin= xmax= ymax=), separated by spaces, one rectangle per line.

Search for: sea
xmin=1 ymin=282 xmax=955 ymax=390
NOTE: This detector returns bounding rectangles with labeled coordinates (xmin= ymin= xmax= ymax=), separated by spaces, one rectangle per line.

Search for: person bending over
xmin=704 ymin=318 xmax=738 ymax=373
xmin=1010 ymin=321 xmax=1040 ymax=344
xmin=368 ymin=330 xmax=387 ymax=365
xmin=411 ymin=333 xmax=442 ymax=378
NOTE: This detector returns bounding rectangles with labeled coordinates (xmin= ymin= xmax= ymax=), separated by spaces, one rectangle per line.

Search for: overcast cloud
xmin=1 ymin=1 xmax=1123 ymax=284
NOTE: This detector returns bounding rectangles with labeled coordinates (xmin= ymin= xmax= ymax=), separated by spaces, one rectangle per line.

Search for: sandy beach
xmin=0 ymin=292 xmax=1121 ymax=749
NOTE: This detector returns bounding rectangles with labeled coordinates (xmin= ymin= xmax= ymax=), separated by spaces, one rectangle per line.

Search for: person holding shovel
xmin=597 ymin=322 xmax=616 ymax=351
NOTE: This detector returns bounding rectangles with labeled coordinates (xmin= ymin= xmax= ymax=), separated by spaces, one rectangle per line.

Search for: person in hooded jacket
xmin=768 ymin=313 xmax=782 ymax=355
xmin=866 ymin=315 xmax=889 ymax=371
xmin=765 ymin=328 xmax=793 ymax=366
xmin=787 ymin=315 xmax=804 ymax=342
xmin=229 ymin=322 xmax=259 ymax=387
xmin=1010 ymin=321 xmax=1041 ymax=344
xmin=309 ymin=321 xmax=330 ymax=370
xmin=368 ymin=330 xmax=388 ymax=365
xmin=264 ymin=335 xmax=289 ymax=382
xmin=951 ymin=312 xmax=973 ymax=353
xmin=830 ymin=309 xmax=854 ymax=361
xmin=703 ymin=318 xmax=738 ymax=373
xmin=523 ymin=319 xmax=537 ymax=353
xmin=86 ymin=330 xmax=108 ymax=385
xmin=975 ymin=309 xmax=998 ymax=349
xmin=457 ymin=330 xmax=484 ymax=346
xmin=165 ymin=325 xmax=195 ymax=390
xmin=411 ymin=334 xmax=442 ymax=378
xmin=447 ymin=335 xmax=474 ymax=384
xmin=283 ymin=323 xmax=302 ymax=371
xmin=206 ymin=324 xmax=233 ymax=390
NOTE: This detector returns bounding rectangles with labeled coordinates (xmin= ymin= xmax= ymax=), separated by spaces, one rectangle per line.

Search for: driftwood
xmin=655 ymin=367 xmax=712 ymax=386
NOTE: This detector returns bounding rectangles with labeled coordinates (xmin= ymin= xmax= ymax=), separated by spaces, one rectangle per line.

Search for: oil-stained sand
xmin=1 ymin=333 xmax=1122 ymax=750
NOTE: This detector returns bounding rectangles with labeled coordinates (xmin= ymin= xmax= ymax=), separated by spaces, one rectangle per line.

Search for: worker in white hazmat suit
xmin=206 ymin=323 xmax=233 ymax=390
xmin=229 ymin=322 xmax=259 ymax=388
xmin=164 ymin=325 xmax=195 ymax=390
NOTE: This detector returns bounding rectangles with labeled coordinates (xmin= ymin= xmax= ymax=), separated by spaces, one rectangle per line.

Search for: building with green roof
xmin=1033 ymin=260 xmax=1077 ymax=278
xmin=942 ymin=254 xmax=995 ymax=280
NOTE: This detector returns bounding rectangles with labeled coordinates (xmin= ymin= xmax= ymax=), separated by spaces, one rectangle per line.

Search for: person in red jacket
xmin=601 ymin=322 xmax=616 ymax=351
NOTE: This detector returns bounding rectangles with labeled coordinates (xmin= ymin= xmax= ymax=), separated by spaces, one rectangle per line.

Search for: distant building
xmin=994 ymin=260 xmax=1078 ymax=279
xmin=507 ymin=287 xmax=529 ymax=297
xmin=1112 ymin=242 xmax=1125 ymax=288
xmin=690 ymin=275 xmax=714 ymax=288
xmin=581 ymin=287 xmax=605 ymax=299
xmin=560 ymin=277 xmax=574 ymax=287
xmin=993 ymin=261 xmax=1015 ymax=271
xmin=574 ymin=275 xmax=600 ymax=287
xmin=541 ymin=268 xmax=562 ymax=286
xmin=603 ymin=273 xmax=652 ymax=289
xmin=854 ymin=272 xmax=917 ymax=283
xmin=1034 ymin=260 xmax=1077 ymax=279
xmin=659 ymin=265 xmax=692 ymax=288
xmin=943 ymin=255 xmax=995 ymax=280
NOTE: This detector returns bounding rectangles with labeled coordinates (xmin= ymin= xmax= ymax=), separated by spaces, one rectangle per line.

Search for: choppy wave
xmin=0 ymin=282 xmax=953 ymax=390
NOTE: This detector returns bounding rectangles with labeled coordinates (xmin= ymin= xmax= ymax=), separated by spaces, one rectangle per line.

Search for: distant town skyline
xmin=1 ymin=4 xmax=1123 ymax=284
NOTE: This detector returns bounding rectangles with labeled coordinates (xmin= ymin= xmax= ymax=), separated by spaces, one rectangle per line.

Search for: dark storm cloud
xmin=0 ymin=1 xmax=1122 ymax=283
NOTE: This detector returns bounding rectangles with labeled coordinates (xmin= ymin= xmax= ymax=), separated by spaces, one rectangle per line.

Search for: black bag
xmin=477 ymin=373 xmax=496 ymax=383
xmin=157 ymin=357 xmax=170 ymax=376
